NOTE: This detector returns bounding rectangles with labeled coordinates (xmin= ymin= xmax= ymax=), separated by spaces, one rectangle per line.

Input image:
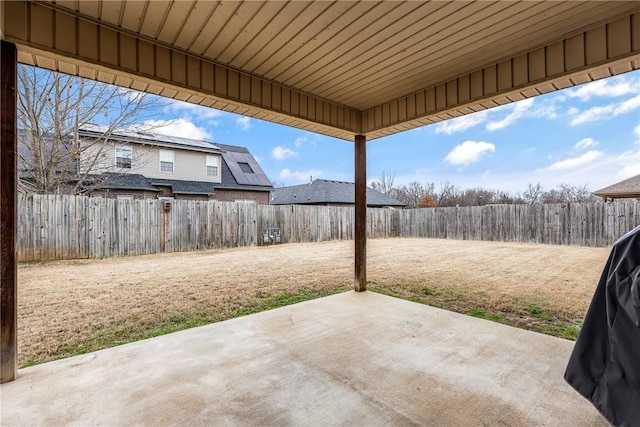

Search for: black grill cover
xmin=565 ymin=225 xmax=640 ymax=426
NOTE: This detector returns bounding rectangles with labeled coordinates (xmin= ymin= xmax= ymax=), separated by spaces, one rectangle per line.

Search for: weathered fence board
xmin=15 ymin=194 xmax=640 ymax=261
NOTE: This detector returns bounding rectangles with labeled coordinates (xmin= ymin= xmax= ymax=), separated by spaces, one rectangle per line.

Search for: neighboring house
xmin=593 ymin=174 xmax=640 ymax=201
xmin=18 ymin=126 xmax=273 ymax=203
xmin=79 ymin=126 xmax=273 ymax=203
xmin=270 ymin=179 xmax=406 ymax=208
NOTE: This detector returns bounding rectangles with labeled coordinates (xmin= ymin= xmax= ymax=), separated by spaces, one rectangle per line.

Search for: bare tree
xmin=17 ymin=65 xmax=171 ymax=194
xmin=540 ymin=183 xmax=597 ymax=204
xmin=558 ymin=183 xmax=597 ymax=203
xmin=396 ymin=181 xmax=435 ymax=208
xmin=437 ymin=181 xmax=464 ymax=207
xmin=522 ymin=183 xmax=544 ymax=205
xmin=369 ymin=171 xmax=397 ymax=197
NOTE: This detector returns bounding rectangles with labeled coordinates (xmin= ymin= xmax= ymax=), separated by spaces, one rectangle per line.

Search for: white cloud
xmin=634 ymin=124 xmax=640 ymax=145
xmin=294 ymin=136 xmax=306 ymax=147
xmin=431 ymin=97 xmax=558 ymax=135
xmin=567 ymin=77 xmax=640 ymax=101
xmin=570 ymin=94 xmax=640 ymax=125
xmin=435 ymin=110 xmax=489 ymax=135
xmin=574 ymin=138 xmax=597 ymax=150
xmin=137 ymin=118 xmax=211 ymax=140
xmin=444 ymin=140 xmax=495 ymax=166
xmin=168 ymin=100 xmax=225 ymax=122
xmin=236 ymin=116 xmax=251 ymax=131
xmin=618 ymin=161 xmax=640 ymax=179
xmin=272 ymin=146 xmax=298 ymax=160
xmin=557 ymin=149 xmax=639 ymax=187
xmin=278 ymin=168 xmax=322 ymax=184
xmin=404 ymin=147 xmax=639 ymax=195
xmin=542 ymin=150 xmax=603 ymax=171
xmin=486 ymin=98 xmax=534 ymax=131
xmin=531 ymin=102 xmax=560 ymax=120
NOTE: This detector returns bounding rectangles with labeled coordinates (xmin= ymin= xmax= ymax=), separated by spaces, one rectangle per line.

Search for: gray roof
xmin=594 ymin=174 xmax=640 ymax=199
xmin=78 ymin=125 xmax=224 ymax=154
xmin=91 ymin=173 xmax=160 ymax=192
xmin=93 ymin=173 xmax=218 ymax=194
xmin=270 ymin=179 xmax=406 ymax=207
xmin=150 ymin=179 xmax=215 ymax=195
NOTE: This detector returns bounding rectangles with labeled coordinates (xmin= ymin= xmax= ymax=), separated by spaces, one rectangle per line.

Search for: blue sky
xmin=140 ymin=70 xmax=640 ymax=195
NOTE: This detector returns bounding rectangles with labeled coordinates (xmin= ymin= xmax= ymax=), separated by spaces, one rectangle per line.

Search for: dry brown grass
xmin=17 ymin=238 xmax=609 ymax=367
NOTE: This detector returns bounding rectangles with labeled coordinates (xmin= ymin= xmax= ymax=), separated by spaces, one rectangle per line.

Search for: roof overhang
xmin=594 ymin=193 xmax=640 ymax=201
xmin=2 ymin=1 xmax=639 ymax=142
xmin=593 ymin=174 xmax=640 ymax=199
xmin=77 ymin=127 xmax=225 ymax=155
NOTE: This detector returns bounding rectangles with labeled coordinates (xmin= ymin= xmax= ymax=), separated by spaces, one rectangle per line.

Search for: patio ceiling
xmin=2 ymin=1 xmax=640 ymax=141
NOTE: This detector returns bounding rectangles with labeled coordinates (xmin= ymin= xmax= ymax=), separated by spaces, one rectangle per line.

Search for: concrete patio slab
xmin=1 ymin=291 xmax=605 ymax=426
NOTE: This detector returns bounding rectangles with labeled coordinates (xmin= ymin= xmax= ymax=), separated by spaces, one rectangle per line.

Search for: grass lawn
xmin=18 ymin=238 xmax=609 ymax=367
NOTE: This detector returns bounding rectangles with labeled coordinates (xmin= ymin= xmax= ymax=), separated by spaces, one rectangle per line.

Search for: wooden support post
xmin=354 ymin=134 xmax=366 ymax=291
xmin=1 ymin=41 xmax=18 ymax=383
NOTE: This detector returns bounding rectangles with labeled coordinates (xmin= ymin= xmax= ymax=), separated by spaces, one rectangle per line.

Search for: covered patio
xmin=1 ymin=1 xmax=640 ymax=424
xmin=2 ymin=291 xmax=606 ymax=425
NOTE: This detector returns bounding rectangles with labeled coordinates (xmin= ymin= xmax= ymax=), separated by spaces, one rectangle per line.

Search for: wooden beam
xmin=354 ymin=134 xmax=366 ymax=291
xmin=0 ymin=40 xmax=18 ymax=383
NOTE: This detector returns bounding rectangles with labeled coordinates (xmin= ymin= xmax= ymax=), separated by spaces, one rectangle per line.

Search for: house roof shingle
xmin=270 ymin=179 xmax=405 ymax=207
xmin=150 ymin=179 xmax=215 ymax=195
xmin=594 ymin=174 xmax=640 ymax=200
xmin=92 ymin=173 xmax=219 ymax=195
xmin=91 ymin=173 xmax=160 ymax=192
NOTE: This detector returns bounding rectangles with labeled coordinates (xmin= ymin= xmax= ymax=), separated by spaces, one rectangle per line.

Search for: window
xmin=206 ymin=155 xmax=218 ymax=176
xmin=238 ymin=162 xmax=254 ymax=173
xmin=115 ymin=146 xmax=132 ymax=169
xmin=160 ymin=150 xmax=174 ymax=172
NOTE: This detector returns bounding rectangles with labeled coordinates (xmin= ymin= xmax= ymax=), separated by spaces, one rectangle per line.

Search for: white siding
xmin=78 ymin=139 xmax=115 ymax=173
xmin=79 ymin=139 xmax=222 ymax=183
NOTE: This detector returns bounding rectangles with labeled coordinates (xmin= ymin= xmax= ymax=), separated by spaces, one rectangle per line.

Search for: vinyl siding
xmin=80 ymin=139 xmax=222 ymax=183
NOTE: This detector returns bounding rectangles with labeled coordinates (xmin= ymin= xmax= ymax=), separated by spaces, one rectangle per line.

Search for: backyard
xmin=17 ymin=237 xmax=610 ymax=367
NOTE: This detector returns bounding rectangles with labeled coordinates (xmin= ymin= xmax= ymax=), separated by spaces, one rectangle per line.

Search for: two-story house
xmin=77 ymin=125 xmax=273 ymax=203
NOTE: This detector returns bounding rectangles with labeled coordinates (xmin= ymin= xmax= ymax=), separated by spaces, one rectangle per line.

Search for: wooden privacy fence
xmin=397 ymin=202 xmax=639 ymax=247
xmin=16 ymin=194 xmax=640 ymax=261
